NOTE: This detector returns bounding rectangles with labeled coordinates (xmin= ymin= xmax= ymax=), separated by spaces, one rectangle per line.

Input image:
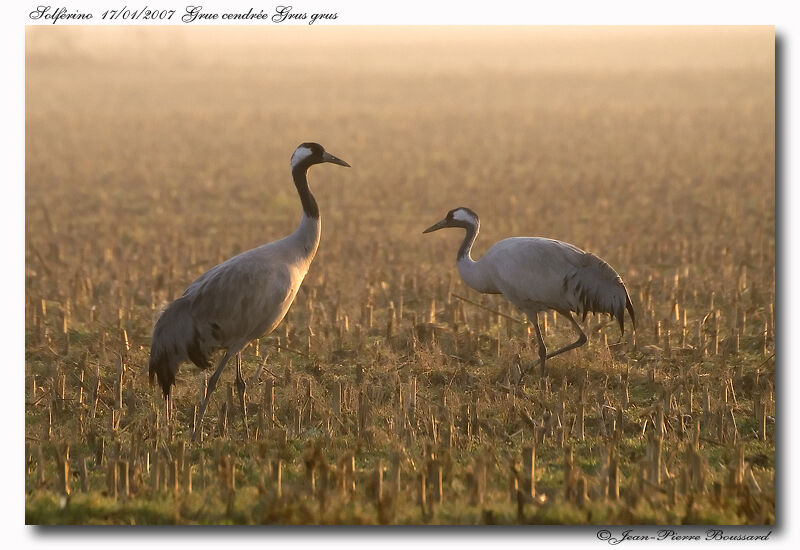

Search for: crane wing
xmin=483 ymin=238 xmax=634 ymax=334
xmin=187 ymin=252 xmax=297 ymax=346
xmin=483 ymin=238 xmax=585 ymax=305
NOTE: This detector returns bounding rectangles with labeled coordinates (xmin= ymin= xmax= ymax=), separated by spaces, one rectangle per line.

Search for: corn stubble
xmin=25 ymin=27 xmax=774 ymax=524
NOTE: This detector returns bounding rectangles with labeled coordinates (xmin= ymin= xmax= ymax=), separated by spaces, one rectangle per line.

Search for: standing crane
xmin=149 ymin=142 xmax=350 ymax=440
xmin=423 ymin=207 xmax=635 ymax=375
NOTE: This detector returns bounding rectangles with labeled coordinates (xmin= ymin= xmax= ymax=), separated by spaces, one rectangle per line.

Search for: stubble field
xmin=25 ymin=27 xmax=775 ymax=524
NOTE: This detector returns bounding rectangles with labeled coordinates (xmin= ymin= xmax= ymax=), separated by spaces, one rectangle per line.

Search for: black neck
xmin=292 ymin=163 xmax=319 ymax=219
xmin=457 ymin=222 xmax=479 ymax=261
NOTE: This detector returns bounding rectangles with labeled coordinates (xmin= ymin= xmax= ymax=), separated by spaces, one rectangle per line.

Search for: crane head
xmin=423 ymin=207 xmax=479 ymax=233
xmin=291 ymin=142 xmax=351 ymax=170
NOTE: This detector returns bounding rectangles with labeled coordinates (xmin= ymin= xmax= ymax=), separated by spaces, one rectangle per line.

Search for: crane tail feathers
xmin=564 ymin=253 xmax=635 ymax=338
xmin=625 ymin=291 xmax=636 ymax=333
xmin=149 ymin=297 xmax=212 ymax=399
xmin=615 ymin=284 xmax=636 ymax=336
xmin=148 ymin=348 xmax=175 ymax=398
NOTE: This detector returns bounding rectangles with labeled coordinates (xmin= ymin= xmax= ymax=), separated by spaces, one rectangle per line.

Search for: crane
xmin=423 ymin=207 xmax=635 ymax=375
xmin=149 ymin=142 xmax=350 ymax=440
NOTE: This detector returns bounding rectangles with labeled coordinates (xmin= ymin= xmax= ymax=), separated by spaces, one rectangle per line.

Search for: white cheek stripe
xmin=291 ymin=146 xmax=313 ymax=169
xmin=452 ymin=209 xmax=476 ymax=224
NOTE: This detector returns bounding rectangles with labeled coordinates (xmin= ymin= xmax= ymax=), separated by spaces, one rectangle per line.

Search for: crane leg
xmin=235 ymin=351 xmax=250 ymax=439
xmin=530 ymin=310 xmax=587 ymax=373
xmin=192 ymin=350 xmax=234 ymax=442
xmin=531 ymin=317 xmax=548 ymax=375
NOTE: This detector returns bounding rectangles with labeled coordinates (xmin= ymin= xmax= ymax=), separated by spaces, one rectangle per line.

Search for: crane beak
xmin=322 ymin=151 xmax=351 ymax=167
xmin=423 ymin=219 xmax=448 ymax=234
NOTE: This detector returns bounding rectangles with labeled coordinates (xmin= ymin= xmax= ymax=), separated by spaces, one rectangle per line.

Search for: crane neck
xmin=456 ymin=221 xmax=498 ymax=294
xmin=288 ymin=163 xmax=321 ymax=262
xmin=292 ymin=164 xmax=319 ymax=219
xmin=457 ymin=221 xmax=479 ymax=263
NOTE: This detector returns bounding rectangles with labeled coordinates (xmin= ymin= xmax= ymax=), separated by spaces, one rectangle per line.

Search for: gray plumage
xmin=148 ymin=229 xmax=315 ymax=394
xmin=424 ymin=207 xmax=635 ymax=375
xmin=149 ymin=142 xmax=349 ymax=437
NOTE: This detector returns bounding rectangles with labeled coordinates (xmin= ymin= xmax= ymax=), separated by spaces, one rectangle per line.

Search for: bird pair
xmin=149 ymin=142 xmax=635 ymax=440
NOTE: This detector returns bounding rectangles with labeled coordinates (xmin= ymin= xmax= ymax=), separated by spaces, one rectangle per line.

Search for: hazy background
xmin=26 ymin=26 xmax=773 ymax=308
